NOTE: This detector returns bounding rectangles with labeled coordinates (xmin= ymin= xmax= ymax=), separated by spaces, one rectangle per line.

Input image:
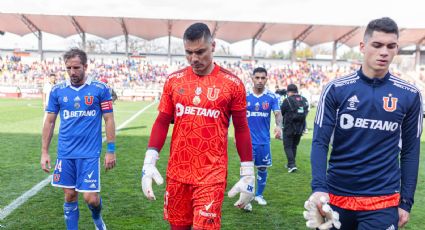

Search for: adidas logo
xmin=348 ymin=95 xmax=359 ymax=103
xmin=386 ymin=224 xmax=395 ymax=230
xmin=89 ymin=183 xmax=96 ymax=189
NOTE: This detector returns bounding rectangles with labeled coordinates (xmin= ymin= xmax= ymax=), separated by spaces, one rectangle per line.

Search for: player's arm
xmin=398 ymin=92 xmax=422 ymax=226
xmin=142 ymin=111 xmax=172 ymax=200
xmin=310 ymin=84 xmax=338 ymax=194
xmin=103 ymin=112 xmax=116 ymax=171
xmin=41 ymin=112 xmax=57 ymax=173
xmin=305 ymin=84 xmax=341 ymax=229
xmin=272 ymin=95 xmax=283 ymax=139
xmin=228 ymin=109 xmax=255 ymax=208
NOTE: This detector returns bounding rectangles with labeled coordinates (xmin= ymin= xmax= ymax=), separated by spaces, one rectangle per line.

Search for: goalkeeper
xmin=141 ymin=22 xmax=254 ymax=230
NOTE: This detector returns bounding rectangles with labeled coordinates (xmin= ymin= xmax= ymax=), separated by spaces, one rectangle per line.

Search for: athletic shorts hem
xmin=51 ymin=183 xmax=75 ymax=189
xmin=255 ymin=164 xmax=272 ymax=168
xmin=75 ymin=188 xmax=101 ymax=193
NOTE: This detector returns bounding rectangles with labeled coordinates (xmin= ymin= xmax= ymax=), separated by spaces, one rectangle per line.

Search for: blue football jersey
xmin=46 ymin=78 xmax=113 ymax=159
xmin=246 ymin=89 xmax=280 ymax=144
xmin=311 ymin=69 xmax=423 ymax=211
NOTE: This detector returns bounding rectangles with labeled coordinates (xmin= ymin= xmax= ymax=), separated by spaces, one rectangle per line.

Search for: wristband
xmin=107 ymin=142 xmax=115 ymax=153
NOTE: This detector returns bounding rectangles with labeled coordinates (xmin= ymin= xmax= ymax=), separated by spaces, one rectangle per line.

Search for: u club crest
xmin=382 ymin=94 xmax=398 ymax=112
xmin=207 ymin=87 xmax=220 ymax=101
xmin=85 ymin=96 xmax=94 ymax=106
xmin=262 ymin=101 xmax=269 ymax=110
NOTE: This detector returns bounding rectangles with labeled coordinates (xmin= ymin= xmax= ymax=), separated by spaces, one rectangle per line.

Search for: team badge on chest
xmin=85 ymin=96 xmax=94 ymax=106
xmin=255 ymin=102 xmax=260 ymax=111
xmin=193 ymin=87 xmax=202 ymax=105
xmin=74 ymin=96 xmax=81 ymax=109
xmin=207 ymin=87 xmax=220 ymax=101
xmin=382 ymin=94 xmax=398 ymax=112
xmin=262 ymin=101 xmax=269 ymax=110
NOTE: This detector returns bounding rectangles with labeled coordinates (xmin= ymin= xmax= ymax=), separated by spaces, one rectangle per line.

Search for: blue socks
xmin=88 ymin=197 xmax=105 ymax=230
xmin=64 ymin=201 xmax=79 ymax=230
xmin=256 ymin=169 xmax=268 ymax=197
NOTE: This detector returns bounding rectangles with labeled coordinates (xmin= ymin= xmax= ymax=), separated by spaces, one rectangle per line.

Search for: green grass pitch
xmin=0 ymin=98 xmax=424 ymax=229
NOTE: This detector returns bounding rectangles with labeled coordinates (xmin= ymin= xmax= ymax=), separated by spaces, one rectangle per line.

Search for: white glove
xmin=141 ymin=149 xmax=164 ymax=200
xmin=228 ymin=161 xmax=255 ymax=209
xmin=303 ymin=193 xmax=341 ymax=230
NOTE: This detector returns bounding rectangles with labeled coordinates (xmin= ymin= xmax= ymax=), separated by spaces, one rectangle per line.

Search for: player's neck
xmin=253 ymin=88 xmax=265 ymax=95
xmin=361 ymin=65 xmax=388 ymax=79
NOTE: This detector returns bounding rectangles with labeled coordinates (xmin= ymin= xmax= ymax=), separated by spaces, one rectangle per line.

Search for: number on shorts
xmin=55 ymin=159 xmax=62 ymax=172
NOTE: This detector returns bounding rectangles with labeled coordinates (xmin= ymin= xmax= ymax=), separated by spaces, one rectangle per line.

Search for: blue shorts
xmin=51 ymin=157 xmax=101 ymax=192
xmin=252 ymin=144 xmax=272 ymax=167
xmin=330 ymin=204 xmax=398 ymax=230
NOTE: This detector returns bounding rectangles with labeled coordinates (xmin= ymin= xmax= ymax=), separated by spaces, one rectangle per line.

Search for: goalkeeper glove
xmin=141 ymin=149 xmax=164 ymax=200
xmin=303 ymin=192 xmax=341 ymax=230
xmin=228 ymin=161 xmax=255 ymax=209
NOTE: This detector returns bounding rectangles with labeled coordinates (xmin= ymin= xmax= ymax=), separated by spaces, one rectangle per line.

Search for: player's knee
xmin=257 ymin=167 xmax=267 ymax=172
xmin=63 ymin=189 xmax=78 ymax=202
xmin=83 ymin=192 xmax=100 ymax=206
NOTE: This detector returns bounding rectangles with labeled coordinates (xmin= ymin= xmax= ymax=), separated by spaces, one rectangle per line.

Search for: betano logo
xmin=247 ymin=111 xmax=269 ymax=117
xmin=175 ymin=103 xmax=220 ymax=118
xmin=339 ymin=114 xmax=398 ymax=131
xmin=63 ymin=110 xmax=96 ymax=120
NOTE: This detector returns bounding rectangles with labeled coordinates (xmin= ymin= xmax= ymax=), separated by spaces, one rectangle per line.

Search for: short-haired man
xmin=141 ymin=23 xmax=255 ymax=230
xmin=306 ymin=17 xmax=423 ymax=230
xmin=41 ymin=48 xmax=116 ymax=230
xmin=245 ymin=67 xmax=282 ymax=208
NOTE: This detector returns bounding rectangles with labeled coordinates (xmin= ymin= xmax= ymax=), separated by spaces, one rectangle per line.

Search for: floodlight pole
xmin=70 ymin=16 xmax=86 ymax=51
xmin=21 ymin=15 xmax=43 ymax=61
xmin=120 ymin=18 xmax=129 ymax=59
xmin=333 ymin=27 xmax=360 ymax=65
xmin=415 ymin=36 xmax=425 ymax=71
xmin=251 ymin=23 xmax=267 ymax=61
xmin=291 ymin=25 xmax=314 ymax=64
xmin=168 ymin=20 xmax=172 ymax=65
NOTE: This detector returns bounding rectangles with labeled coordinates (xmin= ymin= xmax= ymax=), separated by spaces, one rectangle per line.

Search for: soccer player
xmin=246 ymin=67 xmax=282 ymax=207
xmin=141 ymin=22 xmax=255 ymax=230
xmin=42 ymin=73 xmax=57 ymax=109
xmin=306 ymin=17 xmax=423 ymax=229
xmin=40 ymin=48 xmax=116 ymax=230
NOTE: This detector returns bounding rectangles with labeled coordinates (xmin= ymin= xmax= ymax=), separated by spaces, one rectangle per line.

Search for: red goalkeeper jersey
xmin=158 ymin=64 xmax=246 ymax=185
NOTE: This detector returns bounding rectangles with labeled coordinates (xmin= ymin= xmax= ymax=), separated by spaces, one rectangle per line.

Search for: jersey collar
xmin=189 ymin=63 xmax=220 ymax=77
xmin=358 ymin=68 xmax=390 ymax=85
xmin=250 ymin=89 xmax=266 ymax=98
xmin=65 ymin=76 xmax=93 ymax=91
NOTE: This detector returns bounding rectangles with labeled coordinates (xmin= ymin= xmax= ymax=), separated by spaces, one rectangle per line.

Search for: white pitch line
xmin=0 ymin=101 xmax=157 ymax=220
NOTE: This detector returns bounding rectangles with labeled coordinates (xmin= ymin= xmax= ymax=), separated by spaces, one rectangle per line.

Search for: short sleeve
xmin=45 ymin=87 xmax=59 ymax=113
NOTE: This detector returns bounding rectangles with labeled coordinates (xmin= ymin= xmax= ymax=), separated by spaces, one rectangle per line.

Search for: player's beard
xmin=70 ymin=73 xmax=85 ymax=86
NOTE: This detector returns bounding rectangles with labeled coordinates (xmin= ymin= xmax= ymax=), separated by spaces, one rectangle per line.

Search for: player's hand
xmin=398 ymin=208 xmax=410 ymax=228
xmin=141 ymin=149 xmax=163 ymax=200
xmin=40 ymin=153 xmax=51 ymax=173
xmin=228 ymin=161 xmax=255 ymax=209
xmin=303 ymin=192 xmax=341 ymax=230
xmin=104 ymin=152 xmax=116 ymax=171
xmin=274 ymin=126 xmax=282 ymax=139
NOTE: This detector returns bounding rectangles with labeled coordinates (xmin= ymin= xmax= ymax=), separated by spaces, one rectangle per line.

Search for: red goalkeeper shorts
xmin=164 ymin=178 xmax=226 ymax=230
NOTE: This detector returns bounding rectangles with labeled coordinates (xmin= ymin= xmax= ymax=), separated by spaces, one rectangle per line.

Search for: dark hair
xmin=183 ymin=23 xmax=212 ymax=42
xmin=49 ymin=73 xmax=56 ymax=77
xmin=63 ymin=48 xmax=87 ymax=65
xmin=364 ymin=17 xmax=399 ymax=42
xmin=287 ymin=84 xmax=298 ymax=93
xmin=253 ymin=67 xmax=267 ymax=76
